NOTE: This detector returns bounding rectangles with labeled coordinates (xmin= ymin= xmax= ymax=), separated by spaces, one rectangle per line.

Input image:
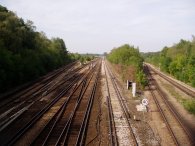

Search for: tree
xmin=0 ymin=4 xmax=73 ymax=93
xmin=144 ymin=37 xmax=195 ymax=87
xmin=107 ymin=44 xmax=146 ymax=87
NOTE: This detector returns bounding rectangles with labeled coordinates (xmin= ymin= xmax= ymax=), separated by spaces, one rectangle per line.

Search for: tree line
xmin=70 ymin=53 xmax=95 ymax=64
xmin=107 ymin=44 xmax=147 ymax=88
xmin=143 ymin=38 xmax=195 ymax=87
xmin=0 ymin=5 xmax=72 ymax=93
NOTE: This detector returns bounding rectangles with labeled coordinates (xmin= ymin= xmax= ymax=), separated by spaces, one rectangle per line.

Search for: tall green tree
xmin=107 ymin=44 xmax=147 ymax=87
xmin=0 ymin=4 xmax=73 ymax=93
xmin=143 ymin=38 xmax=195 ymax=87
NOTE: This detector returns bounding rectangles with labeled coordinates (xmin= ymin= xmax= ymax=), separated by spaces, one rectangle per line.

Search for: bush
xmin=182 ymin=99 xmax=195 ymax=114
xmin=107 ymin=44 xmax=147 ymax=88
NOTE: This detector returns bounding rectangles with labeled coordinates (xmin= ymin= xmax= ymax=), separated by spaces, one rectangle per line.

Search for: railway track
xmin=0 ymin=61 xmax=80 ymax=113
xmin=0 ymin=62 xmax=89 ymax=133
xmin=145 ymin=63 xmax=195 ymax=98
xmin=105 ymin=65 xmax=118 ymax=146
xmin=145 ymin=65 xmax=195 ymax=146
xmin=106 ymin=95 xmax=118 ymax=146
xmin=31 ymin=61 xmax=100 ymax=146
xmin=0 ymin=59 xmax=100 ymax=145
xmin=104 ymin=60 xmax=138 ymax=146
xmin=0 ymin=61 xmax=78 ymax=107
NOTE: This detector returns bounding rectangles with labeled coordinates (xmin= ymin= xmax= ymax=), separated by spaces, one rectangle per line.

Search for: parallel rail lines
xmin=2 ymin=70 xmax=86 ymax=145
xmin=0 ymin=61 xmax=84 ymax=112
xmin=0 ymin=62 xmax=88 ymax=134
xmin=104 ymin=60 xmax=138 ymax=146
xmin=146 ymin=63 xmax=195 ymax=98
xmin=104 ymin=61 xmax=118 ymax=146
xmin=31 ymin=67 xmax=94 ymax=146
xmin=106 ymin=96 xmax=118 ymax=146
xmin=74 ymin=66 xmax=99 ymax=146
xmin=145 ymin=65 xmax=194 ymax=146
xmin=32 ymin=61 xmax=100 ymax=146
xmin=0 ymin=60 xmax=100 ymax=146
xmin=0 ymin=61 xmax=80 ymax=119
xmin=0 ymin=61 xmax=78 ymax=108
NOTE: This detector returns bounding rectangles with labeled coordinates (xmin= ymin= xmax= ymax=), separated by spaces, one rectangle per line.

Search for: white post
xmin=132 ymin=82 xmax=136 ymax=97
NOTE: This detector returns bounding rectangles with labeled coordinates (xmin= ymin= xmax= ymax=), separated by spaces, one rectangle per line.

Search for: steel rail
xmin=104 ymin=62 xmax=118 ymax=146
xmin=42 ymin=80 xmax=87 ymax=146
xmin=0 ymin=63 xmax=89 ymax=134
xmin=30 ymin=61 xmax=99 ymax=146
xmin=3 ymin=69 xmax=87 ymax=146
xmin=146 ymin=65 xmax=181 ymax=146
xmin=32 ymin=63 xmax=96 ymax=146
xmin=145 ymin=65 xmax=195 ymax=145
xmin=31 ymin=77 xmax=87 ymax=146
xmin=146 ymin=64 xmax=195 ymax=98
xmin=106 ymin=96 xmax=118 ymax=146
xmin=105 ymin=62 xmax=138 ymax=146
xmin=0 ymin=61 xmax=78 ymax=108
xmin=75 ymin=64 xmax=100 ymax=146
xmin=0 ymin=61 xmax=79 ymax=114
xmin=58 ymin=62 xmax=100 ymax=146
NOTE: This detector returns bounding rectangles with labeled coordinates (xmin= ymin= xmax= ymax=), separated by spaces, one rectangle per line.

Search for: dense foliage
xmin=70 ymin=53 xmax=95 ymax=64
xmin=144 ymin=38 xmax=195 ymax=87
xmin=107 ymin=44 xmax=147 ymax=88
xmin=0 ymin=5 xmax=71 ymax=93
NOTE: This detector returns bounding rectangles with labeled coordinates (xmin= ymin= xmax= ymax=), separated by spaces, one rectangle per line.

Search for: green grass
xmin=182 ymin=99 xmax=195 ymax=114
xmin=160 ymin=81 xmax=195 ymax=115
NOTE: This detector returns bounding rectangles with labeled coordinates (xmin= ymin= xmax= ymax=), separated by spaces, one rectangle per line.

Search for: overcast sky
xmin=1 ymin=0 xmax=195 ymax=54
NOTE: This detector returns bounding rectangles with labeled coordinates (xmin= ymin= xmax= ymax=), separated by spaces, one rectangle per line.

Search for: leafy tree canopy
xmin=0 ymin=4 xmax=72 ymax=93
xmin=143 ymin=38 xmax=195 ymax=87
xmin=107 ymin=44 xmax=147 ymax=88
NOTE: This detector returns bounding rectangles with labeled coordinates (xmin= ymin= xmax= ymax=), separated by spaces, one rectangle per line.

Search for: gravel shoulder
xmin=107 ymin=61 xmax=160 ymax=146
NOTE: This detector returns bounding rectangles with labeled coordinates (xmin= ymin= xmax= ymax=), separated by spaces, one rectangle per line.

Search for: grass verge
xmin=160 ymin=81 xmax=195 ymax=115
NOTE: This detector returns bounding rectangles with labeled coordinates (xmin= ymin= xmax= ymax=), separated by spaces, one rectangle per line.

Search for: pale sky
xmin=1 ymin=0 xmax=195 ymax=54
